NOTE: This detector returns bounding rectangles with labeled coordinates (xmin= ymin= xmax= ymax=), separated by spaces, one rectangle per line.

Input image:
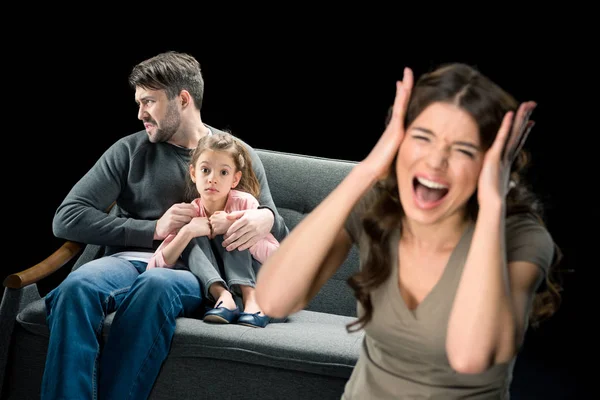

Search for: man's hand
xmin=154 ymin=202 xmax=197 ymax=240
xmin=222 ymin=208 xmax=274 ymax=251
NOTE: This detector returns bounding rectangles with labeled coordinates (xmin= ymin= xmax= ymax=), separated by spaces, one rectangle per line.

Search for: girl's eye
xmin=413 ymin=135 xmax=429 ymax=141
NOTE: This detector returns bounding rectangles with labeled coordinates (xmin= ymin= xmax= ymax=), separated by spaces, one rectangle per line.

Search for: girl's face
xmin=190 ymin=149 xmax=241 ymax=203
xmin=396 ymin=102 xmax=484 ymax=226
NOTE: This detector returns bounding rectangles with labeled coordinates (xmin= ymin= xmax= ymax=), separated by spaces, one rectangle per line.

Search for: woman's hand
xmin=478 ymin=101 xmax=536 ymax=206
xmin=361 ymin=67 xmax=414 ymax=181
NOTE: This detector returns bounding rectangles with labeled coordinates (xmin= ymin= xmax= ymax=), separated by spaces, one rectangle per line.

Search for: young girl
xmin=148 ymin=132 xmax=278 ymax=328
xmin=255 ymin=63 xmax=562 ymax=397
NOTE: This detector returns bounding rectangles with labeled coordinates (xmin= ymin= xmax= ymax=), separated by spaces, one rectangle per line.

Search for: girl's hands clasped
xmin=182 ymin=216 xmax=213 ymax=238
xmin=209 ymin=211 xmax=233 ymax=238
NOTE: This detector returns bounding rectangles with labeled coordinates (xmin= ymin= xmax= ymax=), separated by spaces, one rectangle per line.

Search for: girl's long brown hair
xmin=346 ymin=63 xmax=562 ymax=332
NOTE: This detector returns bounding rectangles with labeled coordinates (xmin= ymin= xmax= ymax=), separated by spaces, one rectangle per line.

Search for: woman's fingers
xmin=388 ymin=67 xmax=414 ymax=134
xmin=511 ymin=120 xmax=535 ymax=163
xmin=491 ymin=111 xmax=515 ymax=162
xmin=505 ymin=101 xmax=536 ymax=163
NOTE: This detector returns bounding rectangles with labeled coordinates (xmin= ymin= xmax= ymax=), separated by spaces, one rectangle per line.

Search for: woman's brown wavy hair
xmin=346 ymin=63 xmax=562 ymax=332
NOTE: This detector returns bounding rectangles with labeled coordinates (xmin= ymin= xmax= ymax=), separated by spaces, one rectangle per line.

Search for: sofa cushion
xmin=17 ymin=299 xmax=363 ymax=379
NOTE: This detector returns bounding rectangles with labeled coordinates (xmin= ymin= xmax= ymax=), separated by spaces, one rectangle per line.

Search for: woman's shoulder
xmin=505 ymin=212 xmax=551 ymax=240
xmin=505 ymin=212 xmax=555 ymax=274
xmin=344 ymin=186 xmax=381 ymax=243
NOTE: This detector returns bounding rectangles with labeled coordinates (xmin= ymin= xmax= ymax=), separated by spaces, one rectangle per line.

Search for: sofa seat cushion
xmin=17 ymin=299 xmax=363 ymax=379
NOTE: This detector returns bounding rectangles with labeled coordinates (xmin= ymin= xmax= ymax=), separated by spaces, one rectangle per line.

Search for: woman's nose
xmin=426 ymin=148 xmax=449 ymax=170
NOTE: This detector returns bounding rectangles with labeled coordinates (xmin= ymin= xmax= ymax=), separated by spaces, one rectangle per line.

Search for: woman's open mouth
xmin=412 ymin=176 xmax=449 ymax=209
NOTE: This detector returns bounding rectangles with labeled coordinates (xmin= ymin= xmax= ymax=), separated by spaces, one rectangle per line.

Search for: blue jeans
xmin=41 ymin=256 xmax=204 ymax=400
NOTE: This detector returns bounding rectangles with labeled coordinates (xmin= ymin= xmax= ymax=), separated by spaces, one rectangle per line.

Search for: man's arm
xmin=52 ymin=137 xmax=155 ymax=248
xmin=240 ymin=140 xmax=289 ymax=241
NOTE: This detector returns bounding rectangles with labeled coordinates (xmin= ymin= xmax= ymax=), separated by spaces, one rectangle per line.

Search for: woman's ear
xmin=232 ymin=171 xmax=242 ymax=188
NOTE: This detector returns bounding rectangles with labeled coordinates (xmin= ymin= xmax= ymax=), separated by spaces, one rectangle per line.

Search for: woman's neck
xmin=401 ymin=213 xmax=471 ymax=253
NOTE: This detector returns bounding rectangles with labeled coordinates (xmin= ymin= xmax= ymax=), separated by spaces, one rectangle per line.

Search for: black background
xmin=3 ymin=15 xmax=580 ymax=398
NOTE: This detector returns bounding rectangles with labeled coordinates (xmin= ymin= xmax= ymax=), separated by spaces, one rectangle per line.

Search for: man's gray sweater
xmin=52 ymin=126 xmax=288 ymax=257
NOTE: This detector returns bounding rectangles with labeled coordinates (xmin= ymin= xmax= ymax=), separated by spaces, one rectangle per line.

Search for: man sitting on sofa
xmin=41 ymin=50 xmax=288 ymax=400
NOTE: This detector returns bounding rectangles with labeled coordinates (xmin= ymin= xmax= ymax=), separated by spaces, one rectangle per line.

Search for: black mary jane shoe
xmin=236 ymin=311 xmax=270 ymax=328
xmin=203 ymin=301 xmax=240 ymax=324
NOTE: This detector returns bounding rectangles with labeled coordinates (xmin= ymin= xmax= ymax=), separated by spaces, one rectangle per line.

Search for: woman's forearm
xmin=256 ymin=165 xmax=378 ymax=317
xmin=446 ymin=200 xmax=515 ymax=373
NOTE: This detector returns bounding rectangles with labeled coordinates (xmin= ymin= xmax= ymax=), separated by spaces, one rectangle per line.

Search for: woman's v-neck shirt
xmin=341 ymin=188 xmax=554 ymax=399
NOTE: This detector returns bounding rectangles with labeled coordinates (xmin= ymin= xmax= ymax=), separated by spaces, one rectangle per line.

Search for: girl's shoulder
xmin=227 ymin=190 xmax=260 ymax=209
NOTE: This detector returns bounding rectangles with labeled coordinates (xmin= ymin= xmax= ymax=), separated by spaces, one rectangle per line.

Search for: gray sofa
xmin=0 ymin=149 xmax=363 ymax=399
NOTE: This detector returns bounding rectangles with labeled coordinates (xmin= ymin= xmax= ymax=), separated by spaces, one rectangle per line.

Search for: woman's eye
xmin=458 ymin=150 xmax=474 ymax=158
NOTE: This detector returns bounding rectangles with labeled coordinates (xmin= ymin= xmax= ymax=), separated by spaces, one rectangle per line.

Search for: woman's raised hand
xmin=361 ymin=67 xmax=414 ymax=181
xmin=478 ymin=101 xmax=537 ymax=205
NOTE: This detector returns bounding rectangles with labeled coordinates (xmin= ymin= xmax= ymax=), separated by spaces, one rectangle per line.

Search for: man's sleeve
xmin=241 ymin=142 xmax=289 ymax=241
xmin=52 ymin=138 xmax=155 ymax=248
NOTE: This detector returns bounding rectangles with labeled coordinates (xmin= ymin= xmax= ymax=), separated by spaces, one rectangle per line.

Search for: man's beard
xmin=148 ymin=102 xmax=181 ymax=143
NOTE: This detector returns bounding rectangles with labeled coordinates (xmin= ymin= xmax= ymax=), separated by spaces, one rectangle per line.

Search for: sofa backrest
xmin=256 ymin=149 xmax=360 ymax=317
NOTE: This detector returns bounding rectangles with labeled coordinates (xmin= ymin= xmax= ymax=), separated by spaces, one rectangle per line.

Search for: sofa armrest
xmin=3 ymin=241 xmax=83 ymax=289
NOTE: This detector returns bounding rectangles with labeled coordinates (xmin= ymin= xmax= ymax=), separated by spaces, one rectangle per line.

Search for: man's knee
xmin=129 ymin=269 xmax=202 ymax=315
xmin=49 ymin=266 xmax=103 ymax=301
xmin=45 ymin=265 xmax=109 ymax=320
xmin=133 ymin=268 xmax=200 ymax=299
xmin=134 ymin=268 xmax=173 ymax=293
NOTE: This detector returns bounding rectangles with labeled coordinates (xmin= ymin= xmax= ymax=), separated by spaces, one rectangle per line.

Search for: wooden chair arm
xmin=3 ymin=241 xmax=83 ymax=289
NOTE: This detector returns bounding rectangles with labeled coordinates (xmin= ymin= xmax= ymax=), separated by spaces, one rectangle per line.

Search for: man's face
xmin=134 ymin=87 xmax=181 ymax=143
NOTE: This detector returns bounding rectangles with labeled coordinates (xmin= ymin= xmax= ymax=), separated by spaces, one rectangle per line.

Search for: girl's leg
xmin=236 ymin=283 xmax=270 ymax=328
xmin=239 ymin=284 xmax=262 ymax=314
xmin=208 ymin=281 xmax=237 ymax=310
xmin=211 ymin=236 xmax=256 ymax=301
xmin=210 ymin=235 xmax=265 ymax=314
xmin=181 ymin=236 xmax=226 ymax=302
